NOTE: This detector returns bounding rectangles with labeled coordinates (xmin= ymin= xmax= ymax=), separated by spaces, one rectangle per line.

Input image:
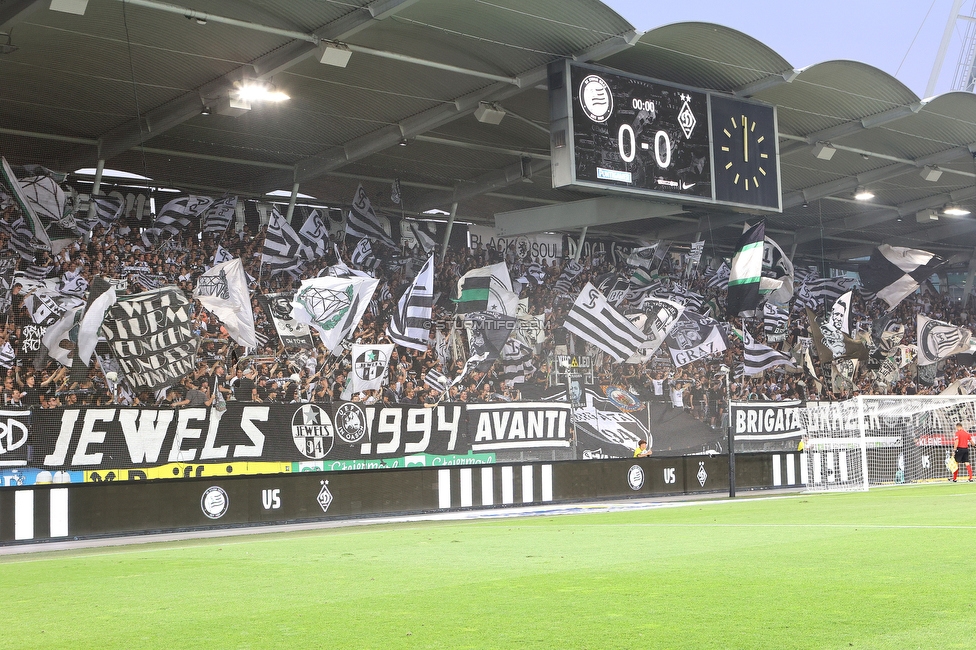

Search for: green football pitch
xmin=3 ymin=483 xmax=976 ymax=649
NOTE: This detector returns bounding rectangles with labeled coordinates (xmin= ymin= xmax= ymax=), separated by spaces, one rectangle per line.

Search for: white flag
xmin=291 ymin=276 xmax=378 ymax=351
xmin=350 ymin=343 xmax=394 ymax=393
xmin=193 ymin=258 xmax=257 ymax=348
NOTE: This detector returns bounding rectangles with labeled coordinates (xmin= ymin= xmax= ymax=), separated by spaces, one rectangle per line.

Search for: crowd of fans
xmin=0 ymin=198 xmax=971 ymax=412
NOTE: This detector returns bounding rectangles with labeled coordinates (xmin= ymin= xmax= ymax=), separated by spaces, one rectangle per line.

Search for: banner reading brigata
xmin=27 ymin=402 xmax=572 ymax=471
xmin=732 ymin=400 xmax=805 ymax=452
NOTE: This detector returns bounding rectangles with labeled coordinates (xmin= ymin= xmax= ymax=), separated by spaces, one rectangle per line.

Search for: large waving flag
xmin=194 ymin=258 xmax=257 ymax=348
xmin=564 ymin=282 xmax=646 ymax=362
xmin=202 ymin=196 xmax=237 ymax=234
xmin=0 ymin=156 xmax=52 ymax=252
xmin=297 ymin=209 xmax=330 ymax=259
xmin=291 ymin=275 xmax=378 ymax=352
xmin=727 ymin=221 xmax=764 ymax=317
xmin=859 ymin=245 xmax=948 ymax=310
xmin=454 ymin=262 xmax=517 ymax=316
xmin=346 ymin=184 xmax=397 ymax=248
xmin=387 ymin=255 xmax=434 ymax=351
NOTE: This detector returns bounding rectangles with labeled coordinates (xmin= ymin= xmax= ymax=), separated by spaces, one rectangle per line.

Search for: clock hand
xmin=743 ymin=117 xmax=749 ymax=163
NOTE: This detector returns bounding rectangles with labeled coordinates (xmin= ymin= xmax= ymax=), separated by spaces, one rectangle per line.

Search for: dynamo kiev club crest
xmin=292 ymin=404 xmax=335 ymax=459
xmin=354 ymin=348 xmax=388 ymax=382
xmin=334 ymin=403 xmax=367 ymax=444
xmin=579 ymin=74 xmax=613 ymax=123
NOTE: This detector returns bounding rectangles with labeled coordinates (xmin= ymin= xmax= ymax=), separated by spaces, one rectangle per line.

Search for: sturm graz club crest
xmin=201 ymin=486 xmax=229 ymax=519
xmin=291 ymin=404 xmax=335 ymax=459
xmin=578 ymin=74 xmax=613 ymax=123
xmin=334 ymin=402 xmax=367 ymax=444
xmin=354 ymin=348 xmax=388 ymax=382
xmin=669 ymin=317 xmax=703 ymax=349
xmin=627 ymin=465 xmax=644 ymax=491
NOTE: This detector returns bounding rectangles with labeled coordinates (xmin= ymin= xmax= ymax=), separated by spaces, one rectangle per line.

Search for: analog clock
xmin=710 ymin=95 xmax=780 ymax=209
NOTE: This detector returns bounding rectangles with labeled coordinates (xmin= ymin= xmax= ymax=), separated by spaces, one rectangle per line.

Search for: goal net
xmin=799 ymin=396 xmax=975 ymax=492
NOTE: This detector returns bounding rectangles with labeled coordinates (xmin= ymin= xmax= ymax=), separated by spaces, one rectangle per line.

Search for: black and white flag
xmin=859 ymin=245 xmax=949 ymax=310
xmin=350 ymin=343 xmax=394 ymax=393
xmin=151 ymin=195 xmax=214 ymax=240
xmin=346 ymin=184 xmax=396 ymax=248
xmin=0 ymin=342 xmax=15 ymax=369
xmin=291 ymin=276 xmax=378 ymax=351
xmin=554 ymin=260 xmax=584 ymax=295
xmin=387 ymin=255 xmax=434 ymax=351
xmin=391 ymin=178 xmax=402 ymax=205
xmin=828 ymin=290 xmax=854 ymax=335
xmin=263 ymin=207 xmax=308 ymax=261
xmin=763 ymin=303 xmax=789 ymax=343
xmin=665 ymin=311 xmax=729 ymax=368
xmin=202 ymin=196 xmax=237 ymax=234
xmin=917 ymin=315 xmax=974 ymax=365
xmin=564 ymin=282 xmax=646 ymax=362
xmin=0 ymin=157 xmax=52 ymax=253
xmin=743 ymin=330 xmax=796 ymax=376
xmin=100 ymin=287 xmax=197 ymax=391
xmin=465 ymin=311 xmax=516 ymax=371
xmin=499 ymin=338 xmax=535 ymax=385
xmin=256 ymin=293 xmax=314 ymax=349
xmin=627 ymin=296 xmax=684 ymax=362
xmin=90 ymin=195 xmax=125 ymax=229
xmin=798 ymin=277 xmax=857 ymax=309
xmin=213 ymin=244 xmax=234 ymax=265
xmin=351 ymin=238 xmax=380 ymax=272
xmin=76 ymin=276 xmax=117 ymax=367
xmin=706 ymin=262 xmax=730 ymax=289
xmin=297 ymin=209 xmax=330 ymax=259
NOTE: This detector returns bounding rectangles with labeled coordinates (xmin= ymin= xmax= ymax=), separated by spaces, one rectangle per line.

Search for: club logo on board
xmin=579 ymin=75 xmax=613 ymax=123
xmin=201 ymin=486 xmax=229 ymax=519
xmin=627 ymin=464 xmax=644 ymax=491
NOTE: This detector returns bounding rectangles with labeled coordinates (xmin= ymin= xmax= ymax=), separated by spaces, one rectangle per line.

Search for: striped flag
xmin=346 ymin=184 xmax=396 ymax=248
xmin=0 ymin=157 xmax=52 ymax=252
xmin=554 ymin=260 xmax=583 ymax=295
xmin=798 ymin=277 xmax=857 ymax=310
xmin=0 ymin=341 xmax=15 ymax=369
xmin=727 ymin=221 xmax=764 ymax=317
xmin=202 ymin=196 xmax=237 ymax=234
xmin=858 ymin=245 xmax=949 ymax=310
xmin=351 ymin=238 xmax=380 ymax=272
xmin=499 ymin=338 xmax=535 ymax=384
xmin=763 ymin=303 xmax=790 ymax=342
xmin=564 ymin=282 xmax=646 ymax=362
xmin=263 ymin=207 xmax=308 ymax=277
xmin=90 ymin=195 xmax=125 ymax=229
xmin=706 ymin=262 xmax=730 ymax=289
xmin=1 ymin=216 xmax=38 ymax=260
xmin=152 ymin=195 xmax=214 ymax=239
xmin=743 ymin=330 xmax=796 ymax=376
xmin=297 ymin=209 xmax=330 ymax=259
xmin=21 ymin=263 xmax=53 ymax=280
xmin=387 ymin=255 xmax=434 ymax=351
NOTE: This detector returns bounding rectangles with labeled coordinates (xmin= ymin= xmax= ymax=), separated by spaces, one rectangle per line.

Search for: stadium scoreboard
xmin=548 ymin=60 xmax=782 ymax=212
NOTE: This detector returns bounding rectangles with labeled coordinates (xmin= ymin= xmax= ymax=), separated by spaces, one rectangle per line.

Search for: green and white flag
xmin=291 ymin=276 xmax=378 ymax=352
xmin=727 ymin=221 xmax=764 ymax=317
xmin=453 ymin=262 xmax=517 ymax=316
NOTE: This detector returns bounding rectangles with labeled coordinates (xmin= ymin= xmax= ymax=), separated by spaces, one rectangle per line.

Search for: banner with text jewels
xmin=0 ymin=402 xmax=574 ymax=486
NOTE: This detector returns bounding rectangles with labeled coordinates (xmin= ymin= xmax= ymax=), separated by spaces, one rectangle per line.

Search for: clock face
xmin=710 ymin=95 xmax=780 ymax=210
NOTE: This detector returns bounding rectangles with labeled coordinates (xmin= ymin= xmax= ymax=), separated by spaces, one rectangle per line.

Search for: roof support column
xmin=440 ymin=202 xmax=458 ymax=263
xmin=573 ymin=227 xmax=588 ymax=262
xmin=284 ymin=183 xmax=300 ymax=224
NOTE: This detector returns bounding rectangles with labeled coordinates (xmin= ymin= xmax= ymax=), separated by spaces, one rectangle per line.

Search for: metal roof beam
xmin=494 ymin=196 xmax=684 ymax=237
xmin=779 ymin=102 xmax=924 ymax=156
xmin=411 ymin=158 xmax=551 ymax=214
xmin=55 ymin=0 xmax=418 ymax=172
xmin=733 ymin=69 xmax=800 ymax=97
xmin=254 ymin=30 xmax=639 ymax=191
xmin=650 ymin=212 xmax=749 ymax=241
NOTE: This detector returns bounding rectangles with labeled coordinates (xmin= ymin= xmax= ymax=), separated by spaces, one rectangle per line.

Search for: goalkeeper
xmin=952 ymin=422 xmax=973 ymax=482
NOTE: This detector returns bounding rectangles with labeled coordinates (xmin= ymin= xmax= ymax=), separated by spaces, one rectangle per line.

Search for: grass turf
xmin=3 ymin=484 xmax=976 ymax=649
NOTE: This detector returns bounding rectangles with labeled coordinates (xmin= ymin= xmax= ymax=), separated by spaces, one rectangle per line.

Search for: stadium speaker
xmin=811 ymin=142 xmax=836 ymax=161
xmin=916 ymin=209 xmax=939 ymax=223
xmin=474 ymin=102 xmax=507 ymax=125
xmin=318 ymin=43 xmax=352 ymax=68
xmin=215 ymin=95 xmax=251 ymax=117
xmin=50 ymin=0 xmax=88 ymax=15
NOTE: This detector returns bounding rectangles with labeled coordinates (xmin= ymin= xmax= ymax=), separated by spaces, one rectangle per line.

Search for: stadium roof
xmin=3 ymin=1 xmax=976 ymax=264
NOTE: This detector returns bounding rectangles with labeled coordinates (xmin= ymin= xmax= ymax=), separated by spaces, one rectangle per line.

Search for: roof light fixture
xmin=854 ymin=186 xmax=874 ymax=201
xmin=812 ymin=141 xmax=836 ymax=161
xmin=920 ymin=166 xmax=943 ymax=182
xmin=236 ymin=81 xmax=289 ymax=103
xmin=943 ymin=204 xmax=971 ymax=217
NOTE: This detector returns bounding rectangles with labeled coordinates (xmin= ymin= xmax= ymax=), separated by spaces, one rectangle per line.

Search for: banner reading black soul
xmin=27 ymin=401 xmax=573 ymax=471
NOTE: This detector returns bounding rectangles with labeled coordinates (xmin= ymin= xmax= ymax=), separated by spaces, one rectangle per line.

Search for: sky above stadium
xmin=602 ymin=0 xmax=965 ymax=99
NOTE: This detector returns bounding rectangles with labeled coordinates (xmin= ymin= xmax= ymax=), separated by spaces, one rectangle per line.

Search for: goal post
xmin=799 ymin=395 xmax=975 ymax=492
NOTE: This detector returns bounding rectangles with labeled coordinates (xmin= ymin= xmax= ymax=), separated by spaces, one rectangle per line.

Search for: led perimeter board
xmin=548 ymin=60 xmax=782 ymax=213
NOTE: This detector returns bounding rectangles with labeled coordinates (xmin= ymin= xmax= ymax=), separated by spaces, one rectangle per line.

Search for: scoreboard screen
xmin=548 ymin=60 xmax=781 ymax=212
